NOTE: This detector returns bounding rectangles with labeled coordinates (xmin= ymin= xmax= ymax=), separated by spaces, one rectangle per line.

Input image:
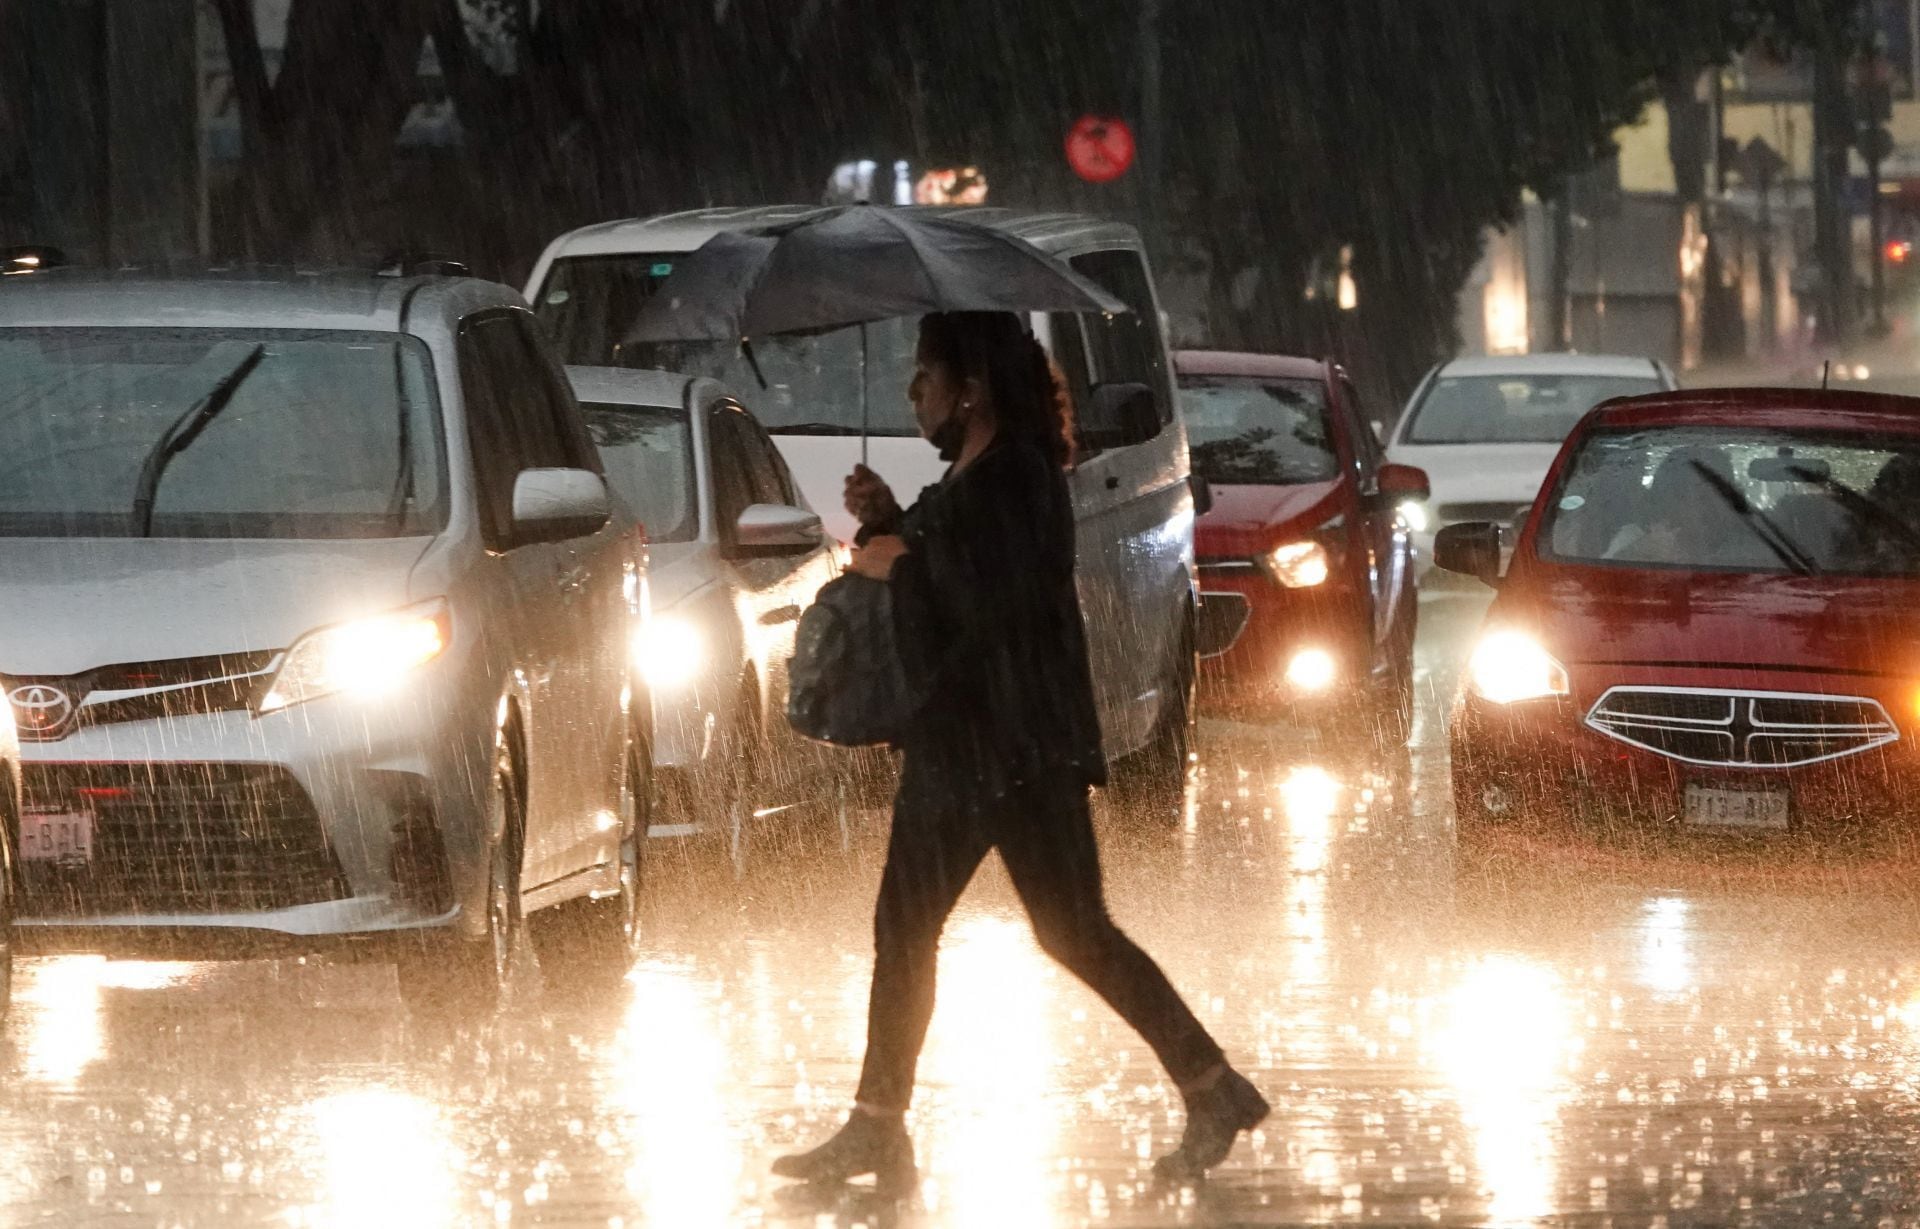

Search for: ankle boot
xmin=772 ymin=1111 xmax=916 ymax=1191
xmin=1154 ymin=1067 xmax=1270 ymax=1181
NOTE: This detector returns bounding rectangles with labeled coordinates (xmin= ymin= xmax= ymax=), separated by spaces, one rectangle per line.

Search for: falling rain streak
xmin=0 ymin=580 xmax=1913 ymax=1223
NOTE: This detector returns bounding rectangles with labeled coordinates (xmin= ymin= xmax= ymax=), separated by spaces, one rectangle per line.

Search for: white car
xmin=0 ymin=269 xmax=648 ymax=1013
xmin=529 ymin=207 xmax=1203 ymax=802
xmin=569 ymin=366 xmax=841 ymax=865
xmin=1386 ymin=353 xmax=1676 ymax=571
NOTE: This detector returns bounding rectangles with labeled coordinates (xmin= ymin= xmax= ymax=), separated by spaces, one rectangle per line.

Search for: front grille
xmin=17 ymin=762 xmax=349 ymax=916
xmin=3 ymin=651 xmax=277 ymax=743
xmin=1584 ymin=686 xmax=1899 ymax=768
xmin=1438 ymin=501 xmax=1531 ymax=527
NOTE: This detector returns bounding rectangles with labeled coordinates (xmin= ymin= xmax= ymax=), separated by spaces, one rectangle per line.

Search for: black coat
xmin=879 ymin=436 xmax=1108 ymax=797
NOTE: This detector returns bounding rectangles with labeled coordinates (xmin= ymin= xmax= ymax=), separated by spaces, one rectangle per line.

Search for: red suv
xmin=1178 ymin=352 xmax=1430 ymax=737
xmin=1443 ymin=388 xmax=1920 ymax=846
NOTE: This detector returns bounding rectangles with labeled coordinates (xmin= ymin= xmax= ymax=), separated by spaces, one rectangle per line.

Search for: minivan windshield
xmin=1543 ymin=426 xmax=1920 ymax=576
xmin=536 ymin=253 xmax=921 ymax=436
xmin=0 ymin=328 xmax=445 ymax=538
xmin=1404 ymin=372 xmax=1662 ymax=444
xmin=581 ymin=402 xmax=699 ymax=542
xmin=1179 ymin=374 xmax=1339 ymax=485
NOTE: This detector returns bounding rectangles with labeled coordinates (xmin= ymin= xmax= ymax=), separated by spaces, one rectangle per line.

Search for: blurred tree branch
xmin=202 ymin=0 xmax=1861 ymax=385
xmin=212 ymin=0 xmax=436 ymax=259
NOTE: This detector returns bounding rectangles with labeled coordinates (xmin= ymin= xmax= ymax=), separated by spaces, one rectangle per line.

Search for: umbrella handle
xmin=860 ymin=323 xmax=870 ymax=468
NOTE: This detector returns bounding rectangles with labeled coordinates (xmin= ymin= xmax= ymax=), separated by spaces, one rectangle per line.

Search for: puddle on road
xmin=1 ymin=694 xmax=1919 ymax=1224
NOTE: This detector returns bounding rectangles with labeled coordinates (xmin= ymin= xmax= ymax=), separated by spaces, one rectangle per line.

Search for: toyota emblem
xmin=8 ymin=683 xmax=74 ymax=735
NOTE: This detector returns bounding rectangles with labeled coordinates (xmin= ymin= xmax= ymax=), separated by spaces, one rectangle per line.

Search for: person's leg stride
xmin=854 ymin=795 xmax=990 ymax=1112
xmin=772 ymin=774 xmax=990 ymax=1190
xmin=997 ymin=780 xmax=1269 ymax=1179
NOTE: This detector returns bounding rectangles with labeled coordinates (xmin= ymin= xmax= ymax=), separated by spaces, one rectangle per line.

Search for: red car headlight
xmin=1468 ymin=630 xmax=1569 ymax=705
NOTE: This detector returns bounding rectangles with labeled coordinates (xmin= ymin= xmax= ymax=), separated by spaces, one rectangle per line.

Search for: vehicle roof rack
xmin=376 ymin=251 xmax=471 ymax=279
xmin=3 ymin=245 xmax=67 ymax=274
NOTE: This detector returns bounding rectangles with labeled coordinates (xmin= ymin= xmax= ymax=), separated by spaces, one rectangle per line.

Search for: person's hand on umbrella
xmin=849 ymin=534 xmax=908 ymax=581
xmin=845 ymin=465 xmax=901 ymax=528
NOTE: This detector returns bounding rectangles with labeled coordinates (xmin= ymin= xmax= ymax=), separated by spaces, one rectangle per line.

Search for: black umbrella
xmin=624 ymin=206 xmax=1128 ymax=344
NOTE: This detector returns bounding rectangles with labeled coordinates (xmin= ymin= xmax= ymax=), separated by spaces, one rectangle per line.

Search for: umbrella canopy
xmin=625 ymin=206 xmax=1128 ymax=343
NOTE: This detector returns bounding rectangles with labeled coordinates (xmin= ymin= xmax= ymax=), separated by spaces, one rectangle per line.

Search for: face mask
xmin=928 ymin=412 xmax=967 ymax=462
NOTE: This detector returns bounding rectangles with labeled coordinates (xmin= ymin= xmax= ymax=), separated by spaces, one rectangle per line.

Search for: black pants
xmin=854 ymin=765 xmax=1225 ymax=1110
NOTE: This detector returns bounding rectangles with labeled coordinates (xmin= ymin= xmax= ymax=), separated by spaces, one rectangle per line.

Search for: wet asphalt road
xmin=9 ymin=589 xmax=1920 ymax=1227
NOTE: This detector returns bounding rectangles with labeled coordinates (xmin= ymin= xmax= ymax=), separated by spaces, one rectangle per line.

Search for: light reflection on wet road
xmin=8 ymin=589 xmax=1920 ymax=1225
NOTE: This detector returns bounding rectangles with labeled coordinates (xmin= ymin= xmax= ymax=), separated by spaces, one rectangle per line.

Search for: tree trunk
xmin=1811 ymin=27 xmax=1855 ymax=345
xmin=1660 ymin=66 xmax=1709 ymax=205
xmin=213 ymin=0 xmax=434 ymax=260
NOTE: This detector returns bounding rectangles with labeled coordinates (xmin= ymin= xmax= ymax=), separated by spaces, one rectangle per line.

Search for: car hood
xmin=0 ymin=537 xmax=433 ymax=676
xmin=1524 ymin=566 xmax=1920 ymax=677
xmin=1387 ymin=442 xmax=1562 ymax=509
xmin=1197 ymin=480 xmax=1343 ymax=554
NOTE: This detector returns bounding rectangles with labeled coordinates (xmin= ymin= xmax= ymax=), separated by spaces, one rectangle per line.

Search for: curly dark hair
xmin=918 ymin=311 xmax=1075 ymax=469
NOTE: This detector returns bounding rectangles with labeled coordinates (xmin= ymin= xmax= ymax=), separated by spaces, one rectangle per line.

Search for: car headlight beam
xmin=258 ymin=600 xmax=450 ymax=713
xmin=1285 ymin=646 xmax=1338 ymax=692
xmin=633 ymin=614 xmax=704 ymax=690
xmin=1467 ymin=630 xmax=1569 ymax=705
xmin=1265 ymin=540 xmax=1330 ymax=588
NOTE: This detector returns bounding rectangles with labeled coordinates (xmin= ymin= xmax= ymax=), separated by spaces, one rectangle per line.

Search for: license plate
xmin=1683 ymin=784 xmax=1789 ymax=830
xmin=20 ymin=810 xmax=93 ymax=863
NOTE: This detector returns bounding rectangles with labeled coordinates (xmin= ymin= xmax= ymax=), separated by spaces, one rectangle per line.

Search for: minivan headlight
xmin=634 ymin=614 xmax=704 ymax=690
xmin=1265 ymin=540 xmax=1330 ymax=588
xmin=1467 ymin=630 xmax=1569 ymax=705
xmin=258 ymin=600 xmax=450 ymax=713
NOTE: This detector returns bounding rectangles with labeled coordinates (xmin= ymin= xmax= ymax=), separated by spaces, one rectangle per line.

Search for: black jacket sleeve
xmin=888 ymin=445 xmax=1072 ymax=704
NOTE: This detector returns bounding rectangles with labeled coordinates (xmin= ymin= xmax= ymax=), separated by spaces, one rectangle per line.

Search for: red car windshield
xmin=1541 ymin=425 xmax=1920 ymax=576
xmin=1178 ymin=375 xmax=1339 ymax=485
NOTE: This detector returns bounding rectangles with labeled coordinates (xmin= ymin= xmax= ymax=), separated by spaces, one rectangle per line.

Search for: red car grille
xmin=1584 ymin=686 xmax=1899 ymax=769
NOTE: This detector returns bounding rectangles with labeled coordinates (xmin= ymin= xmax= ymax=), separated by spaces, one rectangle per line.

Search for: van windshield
xmin=535 ymin=253 xmax=921 ymax=436
xmin=0 ymin=327 xmax=445 ymax=539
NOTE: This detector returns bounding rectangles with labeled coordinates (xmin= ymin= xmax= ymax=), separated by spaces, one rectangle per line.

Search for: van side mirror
xmin=733 ymin=503 xmax=822 ymax=554
xmin=1189 ymin=473 xmax=1214 ymax=517
xmin=1433 ymin=521 xmax=1503 ymax=584
xmin=511 ymin=468 xmax=611 ymax=546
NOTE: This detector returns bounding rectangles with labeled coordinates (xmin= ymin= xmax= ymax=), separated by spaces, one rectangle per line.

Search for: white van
xmin=526 ymin=206 xmax=1200 ymax=796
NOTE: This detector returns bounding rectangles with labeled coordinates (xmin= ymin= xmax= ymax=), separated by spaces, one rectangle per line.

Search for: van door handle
xmin=759 ymin=604 xmax=802 ymax=626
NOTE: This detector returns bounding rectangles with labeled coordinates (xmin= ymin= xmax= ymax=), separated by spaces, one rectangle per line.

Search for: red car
xmin=1443 ymin=387 xmax=1920 ymax=847
xmin=1178 ymin=351 xmax=1430 ymax=736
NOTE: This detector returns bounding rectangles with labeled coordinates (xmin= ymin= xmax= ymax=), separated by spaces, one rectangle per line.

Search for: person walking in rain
xmin=773 ymin=311 xmax=1267 ymax=1191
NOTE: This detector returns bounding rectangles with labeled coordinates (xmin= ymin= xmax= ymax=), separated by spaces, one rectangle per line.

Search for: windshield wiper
xmin=1780 ymin=463 xmax=1920 ymax=558
xmin=1688 ymin=460 xmax=1818 ymax=576
xmin=130 ymin=344 xmax=266 ymax=537
xmin=771 ymin=422 xmax=866 ymax=436
xmin=385 ymin=341 xmax=415 ymax=531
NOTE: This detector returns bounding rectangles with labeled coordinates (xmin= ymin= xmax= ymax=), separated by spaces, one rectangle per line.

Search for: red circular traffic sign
xmin=1066 ymin=116 xmax=1136 ymax=184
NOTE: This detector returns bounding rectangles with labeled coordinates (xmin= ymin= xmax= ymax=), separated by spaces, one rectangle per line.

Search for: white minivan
xmin=0 ymin=269 xmax=648 ymax=1013
xmin=527 ymin=207 xmax=1201 ymax=797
